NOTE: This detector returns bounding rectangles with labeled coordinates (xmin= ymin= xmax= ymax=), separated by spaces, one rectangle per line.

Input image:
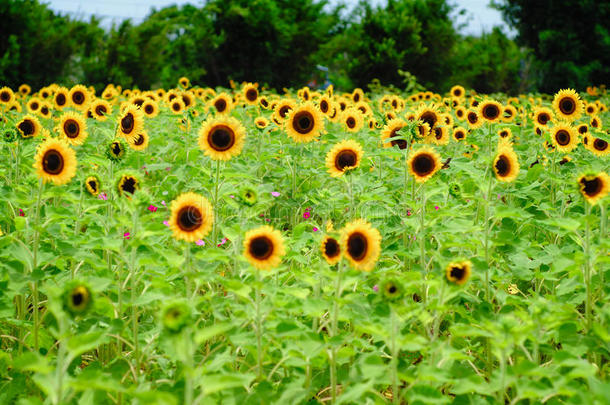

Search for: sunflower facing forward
xmin=243 ymin=225 xmax=286 ymax=270
xmin=321 ymin=235 xmax=341 ymax=265
xmin=69 ymin=84 xmax=90 ymax=110
xmin=57 ymin=112 xmax=88 ymax=146
xmin=578 ymin=172 xmax=609 ymax=205
xmin=33 ymin=138 xmax=77 ymax=185
xmin=445 ymin=261 xmax=472 ymax=285
xmin=198 ymin=116 xmax=246 ymax=161
xmin=550 ymin=124 xmax=578 ymax=153
xmin=552 ymin=89 xmax=583 ymax=121
xmin=169 ymin=192 xmax=214 ymax=242
xmin=325 ymin=139 xmax=364 ymax=177
xmin=478 ymin=100 xmax=503 ymax=122
xmin=284 ymin=102 xmax=324 ymax=143
xmin=407 ymin=146 xmax=442 ymax=183
xmin=16 ymin=115 xmax=42 ymax=138
xmin=340 ymin=219 xmax=381 ymax=272
xmin=493 ymin=147 xmax=520 ymax=182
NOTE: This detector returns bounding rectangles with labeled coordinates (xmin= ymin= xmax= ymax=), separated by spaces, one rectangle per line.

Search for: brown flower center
xmin=18 ymin=120 xmax=35 ymax=137
xmin=177 ymin=205 xmax=203 ymax=232
xmin=208 ymin=125 xmax=235 ymax=151
xmin=120 ymin=176 xmax=137 ymax=194
xmin=324 ymin=238 xmax=340 ymax=258
xmin=495 ymin=155 xmax=510 ymax=177
xmin=347 ymin=232 xmax=368 ymax=261
xmin=450 ymin=266 xmax=465 ymax=281
xmin=56 ymin=93 xmax=66 ymax=106
xmin=214 ymin=98 xmax=227 ymax=112
xmin=482 ymin=104 xmax=500 ymax=120
xmin=555 ymin=130 xmax=570 ymax=146
xmin=42 ymin=149 xmax=64 ymax=175
xmin=593 ymin=138 xmax=608 ymax=151
xmin=292 ymin=111 xmax=314 ymax=134
xmin=412 ymin=153 xmax=435 ymax=176
xmin=559 ymin=98 xmax=576 ymax=115
xmin=121 ymin=113 xmax=135 ymax=134
xmin=64 ymin=119 xmax=80 ymax=138
xmin=246 ymin=88 xmax=258 ymax=102
xmin=72 ymin=91 xmax=85 ymax=105
xmin=346 ymin=116 xmax=356 ymax=129
xmin=580 ymin=177 xmax=602 ymax=197
xmin=335 ymin=149 xmax=357 ymax=171
xmin=249 ymin=236 xmax=273 ymax=260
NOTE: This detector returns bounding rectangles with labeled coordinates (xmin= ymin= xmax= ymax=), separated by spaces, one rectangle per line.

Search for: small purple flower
xmin=161 ymin=200 xmax=166 ymax=207
xmin=18 ymin=209 xmax=25 ymax=217
xmin=265 ymin=218 xmax=270 ymax=222
xmin=303 ymin=211 xmax=311 ymax=219
xmin=373 ymin=285 xmax=379 ymax=292
xmin=434 ymin=206 xmax=440 ymax=211
xmin=271 ymin=191 xmax=280 ymax=197
xmin=497 ymin=194 xmax=502 ymax=199
xmin=98 ymin=193 xmax=108 ymax=201
xmin=196 ymin=239 xmax=205 ymax=246
xmin=313 ymin=227 xmax=319 ymax=232
xmin=230 ymin=195 xmax=235 ymax=199
xmin=163 ymin=220 xmax=169 ymax=227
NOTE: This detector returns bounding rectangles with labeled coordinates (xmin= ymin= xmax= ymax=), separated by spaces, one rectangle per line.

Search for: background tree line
xmin=0 ymin=0 xmax=607 ymax=94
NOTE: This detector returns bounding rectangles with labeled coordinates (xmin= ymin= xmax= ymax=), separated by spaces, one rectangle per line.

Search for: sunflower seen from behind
xmin=198 ymin=116 xmax=246 ymax=161
xmin=340 ymin=219 xmax=381 ymax=272
xmin=33 ymin=138 xmax=77 ymax=185
xmin=169 ymin=192 xmax=214 ymax=242
xmin=243 ymin=225 xmax=286 ymax=270
xmin=325 ymin=139 xmax=363 ymax=178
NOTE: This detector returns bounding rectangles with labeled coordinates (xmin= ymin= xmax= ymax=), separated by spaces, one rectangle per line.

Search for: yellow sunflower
xmin=142 ymin=100 xmax=159 ymax=118
xmin=57 ymin=112 xmax=88 ymax=146
xmin=27 ymin=98 xmax=41 ymax=113
xmin=550 ymin=124 xmax=579 ymax=153
xmin=445 ymin=261 xmax=472 ymax=285
xmin=53 ymin=87 xmax=69 ymax=110
xmin=33 ymin=138 xmax=77 ymax=185
xmin=590 ymin=137 xmax=609 ymax=157
xmin=254 ymin=116 xmax=269 ymax=129
xmin=169 ymin=98 xmax=186 ymax=114
xmin=178 ymin=76 xmax=190 ymax=89
xmin=407 ymin=146 xmax=442 ymax=183
xmin=340 ymin=219 xmax=381 ymax=272
xmin=416 ymin=104 xmax=441 ymax=129
xmin=429 ymin=126 xmax=450 ymax=146
xmin=243 ymin=225 xmax=286 ymax=270
xmin=242 ymin=83 xmax=259 ymax=105
xmin=450 ymin=85 xmax=465 ymax=98
xmin=452 ymin=126 xmax=468 ymax=142
xmin=502 ymin=105 xmax=517 ymax=122
xmin=478 ymin=100 xmax=503 ymax=122
xmin=532 ymin=107 xmax=553 ymax=127
xmin=16 ymin=115 xmax=42 ymax=138
xmin=341 ymin=108 xmax=364 ymax=132
xmin=69 ymin=84 xmax=90 ymax=110
xmin=454 ymin=106 xmax=467 ymax=121
xmin=320 ymin=235 xmax=341 ymax=265
xmin=38 ymin=102 xmax=53 ymax=119
xmin=325 ymin=139 xmax=364 ymax=177
xmin=198 ymin=116 xmax=246 ymax=161
xmin=552 ymin=89 xmax=583 ymax=121
xmin=493 ymin=147 xmax=519 ymax=182
xmin=590 ymin=115 xmax=602 ymax=130
xmin=578 ymin=172 xmax=609 ymax=205
xmin=128 ymin=131 xmax=150 ymax=151
xmin=465 ymin=109 xmax=483 ymax=129
xmin=381 ymin=118 xmax=408 ymax=149
xmin=284 ymin=102 xmax=324 ymax=143
xmin=169 ymin=192 xmax=214 ymax=242
xmin=19 ymin=84 xmax=31 ymax=96
xmin=210 ymin=93 xmax=233 ymax=115
xmin=0 ymin=87 xmax=16 ymax=105
xmin=84 ymin=175 xmax=101 ymax=196
xmin=90 ymin=99 xmax=112 ymax=121
xmin=117 ymin=105 xmax=144 ymax=141
xmin=117 ymin=173 xmax=140 ymax=198
xmin=317 ymin=95 xmax=333 ymax=116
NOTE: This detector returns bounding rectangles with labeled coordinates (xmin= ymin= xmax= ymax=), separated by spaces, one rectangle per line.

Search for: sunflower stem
xmin=185 ymin=243 xmax=191 ymax=299
xmin=212 ymin=159 xmax=221 ymax=243
xmin=255 ymin=270 xmax=264 ymax=380
xmin=130 ymin=204 xmax=139 ymax=373
xmin=330 ymin=259 xmax=344 ymax=403
xmin=184 ymin=327 xmax=194 ymax=405
xmin=419 ymin=183 xmax=426 ymax=275
xmin=599 ymin=204 xmax=607 ymax=298
xmin=390 ymin=306 xmax=399 ymax=405
xmin=31 ymin=178 xmax=44 ymax=352
xmin=584 ymin=202 xmax=592 ymax=335
xmin=54 ymin=316 xmax=67 ymax=405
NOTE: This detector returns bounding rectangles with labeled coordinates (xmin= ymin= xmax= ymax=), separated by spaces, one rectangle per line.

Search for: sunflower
xmin=90 ymin=99 xmax=112 ymax=121
xmin=57 ymin=112 xmax=88 ymax=146
xmin=454 ymin=106 xmax=467 ymax=121
xmin=502 ymin=105 xmax=517 ymax=122
xmin=381 ymin=118 xmax=408 ymax=149
xmin=429 ymin=126 xmax=449 ymax=146
xmin=416 ymin=104 xmax=441 ymax=129
xmin=445 ymin=261 xmax=471 ymax=285
xmin=552 ymin=89 xmax=583 ymax=121
xmin=340 ymin=219 xmax=381 ymax=272
xmin=407 ymin=146 xmax=442 ymax=183
xmin=128 ymin=131 xmax=149 ymax=151
xmin=284 ymin=102 xmax=324 ymax=143
xmin=576 ymin=123 xmax=588 ymax=136
xmin=63 ymin=281 xmax=93 ymax=317
xmin=325 ymin=139 xmax=364 ymax=178
xmin=590 ymin=137 xmax=609 ymax=157
xmin=106 ymin=139 xmax=127 ymax=162
xmin=33 ymin=138 xmax=77 ymax=185
xmin=254 ymin=116 xmax=269 ymax=129
xmin=16 ymin=115 xmax=42 ymax=138
xmin=466 ymin=109 xmax=483 ymax=129
xmin=84 ymin=175 xmax=101 ymax=196
xmin=210 ymin=93 xmax=233 ymax=115
xmin=117 ymin=105 xmax=144 ymax=141
xmin=169 ymin=98 xmax=186 ymax=114
xmin=69 ymin=84 xmax=90 ymax=110
xmin=52 ymin=87 xmax=69 ymax=110
xmin=341 ymin=108 xmax=364 ymax=132
xmin=498 ymin=127 xmax=512 ymax=140
xmin=169 ymin=192 xmax=214 ymax=242
xmin=318 ymin=95 xmax=333 ymax=116
xmin=532 ymin=107 xmax=553 ymax=127
xmin=178 ymin=77 xmax=190 ymax=89
xmin=590 ymin=115 xmax=602 ymax=130
xmin=450 ymin=85 xmax=465 ymax=98
xmin=585 ymin=103 xmax=598 ymax=116
xmin=161 ymin=300 xmax=191 ymax=333
xmin=198 ymin=116 xmax=246 ymax=161
xmin=243 ymin=225 xmax=286 ymax=270
xmin=18 ymin=84 xmax=31 ymax=96
xmin=578 ymin=172 xmax=609 ymax=205
xmin=27 ymin=98 xmax=41 ymax=113
xmin=181 ymin=92 xmax=195 ymax=109
xmin=142 ymin=100 xmax=159 ymax=118
xmin=242 ymin=83 xmax=259 ymax=105
xmin=259 ymin=96 xmax=270 ymax=110
xmin=550 ymin=124 xmax=578 ymax=153
xmin=351 ymin=88 xmax=364 ymax=103
xmin=452 ymin=126 xmax=468 ymax=141
xmin=478 ymin=100 xmax=502 ymax=122
xmin=381 ymin=278 xmax=403 ymax=301
xmin=0 ymin=87 xmax=15 ymax=105
xmin=239 ymin=186 xmax=258 ymax=206
xmin=321 ymin=235 xmax=341 ymax=265
xmin=117 ymin=173 xmax=140 ymax=198
xmin=493 ymin=147 xmax=519 ymax=182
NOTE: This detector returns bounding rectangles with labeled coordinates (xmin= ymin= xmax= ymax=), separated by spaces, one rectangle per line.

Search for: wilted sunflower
xmin=210 ymin=93 xmax=233 ymax=115
xmin=320 ymin=235 xmax=341 ymax=265
xmin=478 ymin=100 xmax=502 ymax=122
xmin=445 ymin=261 xmax=471 ymax=285
xmin=243 ymin=225 xmax=286 ymax=270
xmin=341 ymin=108 xmax=364 ymax=132
xmin=340 ymin=219 xmax=381 ymax=272
xmin=243 ymin=83 xmax=259 ymax=105
xmin=532 ymin=107 xmax=553 ymax=127
xmin=33 ymin=138 xmax=77 ymax=185
xmin=284 ymin=102 xmax=324 ymax=143
xmin=84 ymin=175 xmax=101 ymax=196
xmin=16 ymin=115 xmax=42 ymax=138
xmin=493 ymin=147 xmax=519 ymax=182
xmin=466 ymin=109 xmax=483 ymax=129
xmin=589 ymin=137 xmax=609 ymax=157
xmin=142 ymin=100 xmax=159 ymax=118
xmin=63 ymin=281 xmax=93 ymax=317
xmin=27 ymin=98 xmax=41 ymax=113
xmin=128 ymin=131 xmax=149 ymax=151
xmin=57 ymin=112 xmax=88 ymax=146
xmin=106 ymin=139 xmax=127 ymax=162
xmin=0 ymin=87 xmax=15 ymax=105
xmin=53 ymin=87 xmax=69 ymax=110
xmin=450 ymin=85 xmax=465 ymax=98
xmin=325 ymin=139 xmax=364 ymax=177
xmin=117 ymin=105 xmax=144 ymax=141
xmin=198 ymin=116 xmax=246 ymax=161
xmin=578 ymin=172 xmax=609 ymax=205
xmin=69 ymin=84 xmax=90 ymax=110
xmin=169 ymin=192 xmax=214 ymax=242
xmin=381 ymin=118 xmax=408 ymax=149
xmin=550 ymin=124 xmax=578 ymax=153
xmin=407 ymin=146 xmax=442 ymax=183
xmin=117 ymin=173 xmax=140 ymax=197
xmin=254 ymin=116 xmax=269 ymax=129
xmin=452 ymin=127 xmax=468 ymax=141
xmin=552 ymin=89 xmax=583 ymax=121
xmin=90 ymin=99 xmax=112 ymax=121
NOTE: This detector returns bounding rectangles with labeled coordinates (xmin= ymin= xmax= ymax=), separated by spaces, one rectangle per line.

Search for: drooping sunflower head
xmin=16 ymin=115 xmax=42 ymax=139
xmin=69 ymin=84 xmax=90 ymax=110
xmin=90 ymin=99 xmax=112 ymax=121
xmin=117 ymin=105 xmax=144 ymax=142
xmin=552 ymin=89 xmax=583 ymax=121
xmin=33 ymin=138 xmax=77 ymax=185
xmin=284 ymin=102 xmax=324 ymax=143
xmin=550 ymin=123 xmax=579 ymax=153
xmin=84 ymin=175 xmax=101 ymax=196
xmin=578 ymin=172 xmax=609 ymax=205
xmin=320 ymin=235 xmax=341 ymax=265
xmin=169 ymin=192 xmax=214 ymax=242
xmin=466 ymin=109 xmax=483 ymax=129
xmin=243 ymin=225 xmax=286 ymax=270
xmin=198 ymin=116 xmax=246 ymax=161
xmin=325 ymin=139 xmax=364 ymax=178
xmin=117 ymin=173 xmax=140 ymax=198
xmin=340 ymin=219 xmax=381 ymax=272
xmin=381 ymin=118 xmax=408 ymax=149
xmin=63 ymin=281 xmax=93 ymax=317
xmin=210 ymin=93 xmax=233 ymax=115
xmin=407 ymin=146 xmax=442 ymax=183
xmin=106 ymin=139 xmax=127 ymax=162
xmin=57 ymin=111 xmax=88 ymax=146
xmin=341 ymin=108 xmax=364 ymax=132
xmin=493 ymin=146 xmax=520 ymax=182
xmin=128 ymin=131 xmax=150 ymax=151
xmin=161 ymin=300 xmax=191 ymax=333
xmin=445 ymin=261 xmax=472 ymax=285
xmin=243 ymin=83 xmax=259 ymax=105
xmin=478 ymin=100 xmax=502 ymax=122
xmin=53 ymin=87 xmax=69 ymax=110
xmin=452 ymin=126 xmax=468 ymax=142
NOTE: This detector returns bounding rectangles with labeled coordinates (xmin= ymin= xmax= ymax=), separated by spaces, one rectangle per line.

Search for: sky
xmin=44 ymin=0 xmax=513 ymax=36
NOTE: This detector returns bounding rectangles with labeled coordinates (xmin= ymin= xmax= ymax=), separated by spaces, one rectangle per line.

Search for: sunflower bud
xmin=63 ymin=281 xmax=93 ymax=317
xmin=161 ymin=301 xmax=191 ymax=333
xmin=381 ymin=278 xmax=403 ymax=301
xmin=239 ymin=186 xmax=258 ymax=206
xmin=105 ymin=139 xmax=127 ymax=162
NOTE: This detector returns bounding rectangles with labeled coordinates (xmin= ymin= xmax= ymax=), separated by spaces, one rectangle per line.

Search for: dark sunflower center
xmin=95 ymin=105 xmax=107 ymax=116
xmin=73 ymin=91 xmax=84 ymax=104
xmin=31 ymin=102 xmax=39 ymax=110
xmin=246 ymin=89 xmax=258 ymax=101
xmin=121 ymin=177 xmax=137 ymax=194
xmin=457 ymin=109 xmax=464 ymax=117
xmin=591 ymin=119 xmax=599 ymax=128
xmin=504 ymin=109 xmax=513 ymax=117
xmin=145 ymin=105 xmax=154 ymax=114
xmin=168 ymin=94 xmax=177 ymax=102
xmin=559 ymin=98 xmax=575 ymax=115
xmin=434 ymin=127 xmax=443 ymax=140
xmin=121 ymin=113 xmax=135 ymax=134
xmin=538 ymin=113 xmax=549 ymax=125
xmin=580 ymin=177 xmax=602 ymax=197
xmin=134 ymin=134 xmax=145 ymax=145
xmin=88 ymin=180 xmax=97 ymax=192
xmin=208 ymin=126 xmax=236 ymax=151
xmin=335 ymin=149 xmax=357 ymax=171
xmin=56 ymin=93 xmax=66 ymax=105
xmin=64 ymin=120 xmax=79 ymax=138
xmin=500 ymin=130 xmax=508 ymax=138
xmin=111 ymin=142 xmax=122 ymax=155
xmin=183 ymin=96 xmax=191 ymax=107
xmin=260 ymin=99 xmax=268 ymax=107
xmin=353 ymin=93 xmax=360 ymax=102
xmin=346 ymin=117 xmax=356 ymax=128
xmin=555 ymin=130 xmax=570 ymax=146
xmin=390 ymin=128 xmax=407 ymax=150
xmin=420 ymin=111 xmax=437 ymax=128
xmin=482 ymin=104 xmax=500 ymax=120
xmin=249 ymin=236 xmax=273 ymax=260
xmin=177 ymin=205 xmax=203 ymax=232
xmin=455 ymin=131 xmax=465 ymax=139
xmin=467 ymin=112 xmax=478 ymax=124
xmin=293 ymin=111 xmax=314 ymax=134
xmin=324 ymin=238 xmax=340 ymax=258
xmin=279 ymin=106 xmax=291 ymax=118
xmin=450 ymin=266 xmax=465 ymax=281
xmin=72 ymin=291 xmax=84 ymax=307
xmin=593 ymin=138 xmax=608 ymax=151
xmin=172 ymin=102 xmax=181 ymax=111
xmin=495 ymin=155 xmax=510 ymax=176
xmin=41 ymin=106 xmax=49 ymax=115
xmin=320 ymin=100 xmax=329 ymax=113
xmin=42 ymin=149 xmax=64 ymax=175
xmin=18 ymin=120 xmax=35 ymax=136
xmin=215 ymin=98 xmax=227 ymax=112
xmin=388 ymin=285 xmax=397 ymax=294
xmin=347 ymin=232 xmax=368 ymax=261
xmin=133 ymin=98 xmax=144 ymax=107
xmin=412 ymin=154 xmax=435 ymax=176
xmin=0 ymin=91 xmax=10 ymax=102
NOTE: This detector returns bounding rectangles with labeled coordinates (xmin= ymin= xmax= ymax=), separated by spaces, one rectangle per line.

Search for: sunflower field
xmin=0 ymin=81 xmax=609 ymax=404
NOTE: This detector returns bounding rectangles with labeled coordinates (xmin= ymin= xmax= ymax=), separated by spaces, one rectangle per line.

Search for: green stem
xmin=584 ymin=202 xmax=592 ymax=333
xmin=390 ymin=307 xmax=399 ymax=405
xmin=54 ymin=317 xmax=67 ymax=405
xmin=184 ymin=329 xmax=194 ymax=405
xmin=212 ymin=159 xmax=221 ymax=243
xmin=185 ymin=243 xmax=192 ymax=299
xmin=255 ymin=270 xmax=263 ymax=380
xmin=330 ymin=260 xmax=344 ymax=403
xmin=31 ymin=178 xmax=44 ymax=352
xmin=419 ymin=183 xmax=426 ymax=274
xmin=130 ymin=206 xmax=139 ymax=372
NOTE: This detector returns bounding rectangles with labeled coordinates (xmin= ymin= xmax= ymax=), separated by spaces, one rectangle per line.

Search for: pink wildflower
xmin=148 ymin=205 xmax=158 ymax=212
xmin=271 ymin=191 xmax=280 ymax=197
